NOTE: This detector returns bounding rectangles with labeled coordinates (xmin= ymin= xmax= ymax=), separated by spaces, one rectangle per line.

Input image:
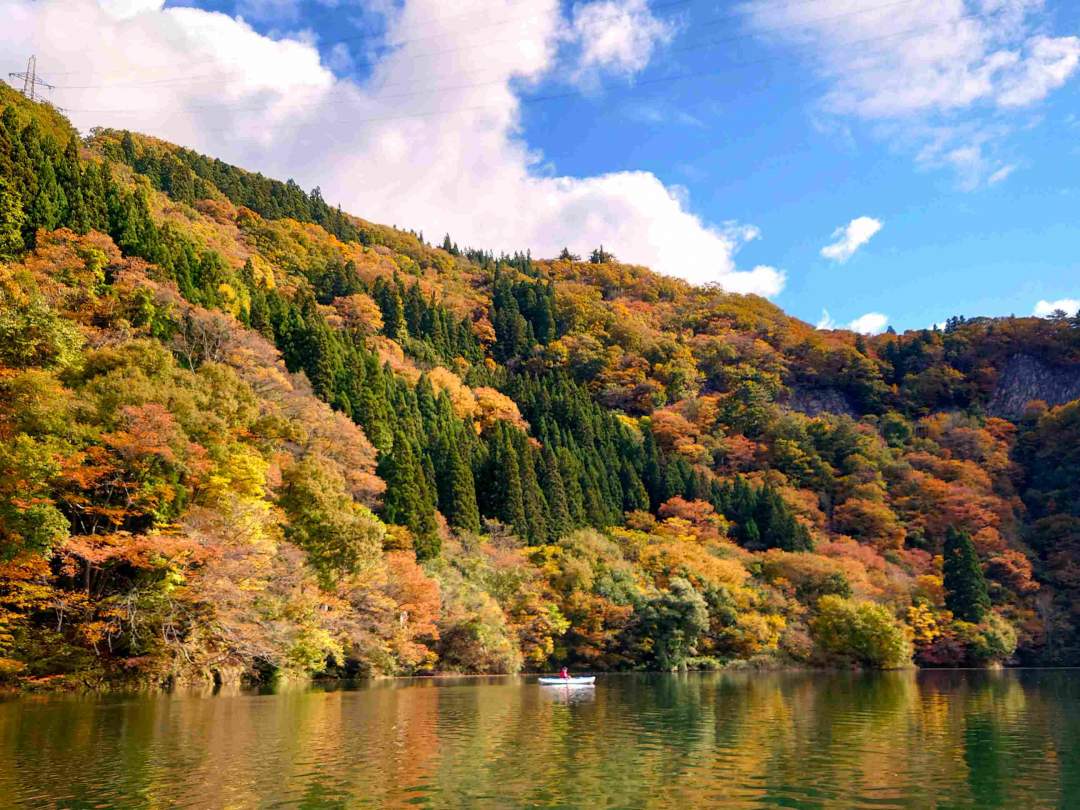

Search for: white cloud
xmin=817 ymin=309 xmax=889 ymax=334
xmin=2 ymin=0 xmax=778 ymax=295
xmin=743 ymin=0 xmax=1080 ymax=187
xmin=986 ymin=162 xmax=1018 ymax=185
xmin=820 ymin=216 xmax=882 ymax=263
xmin=719 ymin=265 xmax=785 ymax=297
xmin=97 ymin=0 xmax=162 ymax=18
xmin=910 ymin=121 xmax=1016 ymax=190
xmin=997 ymin=35 xmax=1080 ymax=107
xmin=1034 ymin=298 xmax=1079 ymax=317
xmin=847 ymin=312 xmax=889 ymax=335
xmin=566 ymin=0 xmax=675 ymax=86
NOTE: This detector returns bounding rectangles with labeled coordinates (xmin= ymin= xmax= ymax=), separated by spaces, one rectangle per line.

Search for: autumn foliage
xmin=2 ymin=88 xmax=1078 ymax=687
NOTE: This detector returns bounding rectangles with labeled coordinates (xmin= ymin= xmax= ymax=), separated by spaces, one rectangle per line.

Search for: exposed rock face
xmin=782 ymin=386 xmax=856 ymax=417
xmin=989 ymin=354 xmax=1080 ymax=418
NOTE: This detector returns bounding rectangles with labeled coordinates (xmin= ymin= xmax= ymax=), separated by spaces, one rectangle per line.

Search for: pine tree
xmin=373 ymin=276 xmax=405 ymax=340
xmin=26 ymin=155 xmax=62 ymax=236
xmin=663 ymin=461 xmax=686 ymax=505
xmin=80 ymin=161 xmax=106 ymax=233
xmin=744 ymin=518 xmax=761 ymax=549
xmin=581 ymin=457 xmax=610 ymax=527
xmin=589 ymin=245 xmax=615 ymax=264
xmin=557 ymin=445 xmax=587 ymax=525
xmin=943 ymin=527 xmax=990 ymax=623
xmin=404 ymin=281 xmax=425 ymax=335
xmin=0 ymin=177 xmax=25 ymax=258
xmin=58 ymin=137 xmax=87 ymax=233
xmin=515 ymin=432 xmax=548 ymax=545
xmin=540 ymin=446 xmax=571 ymax=540
xmin=120 ymin=130 xmax=137 ymax=164
xmin=620 ymin=457 xmax=649 ymax=513
xmin=486 ymin=424 xmax=526 ymax=536
xmin=413 ymin=454 xmax=441 ymax=561
xmin=491 ymin=269 xmax=531 ymax=362
xmin=378 ymin=436 xmax=428 ymax=534
xmin=446 ymin=441 xmax=480 ymax=533
xmin=415 ymin=373 xmax=437 ymax=426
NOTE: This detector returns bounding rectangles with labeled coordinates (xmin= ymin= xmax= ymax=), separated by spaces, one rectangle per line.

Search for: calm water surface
xmin=1 ymin=670 xmax=1078 ymax=808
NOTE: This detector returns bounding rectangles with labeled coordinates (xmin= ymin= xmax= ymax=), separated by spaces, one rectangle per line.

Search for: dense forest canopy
xmin=2 ymin=85 xmax=1080 ymax=688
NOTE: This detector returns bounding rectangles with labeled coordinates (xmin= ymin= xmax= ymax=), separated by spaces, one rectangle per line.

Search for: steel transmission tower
xmin=8 ymin=55 xmax=54 ymax=102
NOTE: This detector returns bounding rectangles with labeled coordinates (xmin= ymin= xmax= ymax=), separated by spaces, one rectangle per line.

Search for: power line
xmin=34 ymin=0 xmax=692 ymax=86
xmin=37 ymin=0 xmax=872 ymax=92
xmin=43 ymin=0 xmax=698 ymax=90
xmin=195 ymin=10 xmax=1011 ymax=135
xmin=343 ymin=0 xmax=927 ymax=110
xmin=345 ymin=0 xmax=696 ymax=64
xmin=56 ymin=0 xmax=930 ymax=116
xmin=36 ymin=0 xmax=565 ymax=78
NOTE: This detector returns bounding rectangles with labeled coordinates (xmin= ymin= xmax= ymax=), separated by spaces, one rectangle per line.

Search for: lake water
xmin=1 ymin=670 xmax=1077 ymax=808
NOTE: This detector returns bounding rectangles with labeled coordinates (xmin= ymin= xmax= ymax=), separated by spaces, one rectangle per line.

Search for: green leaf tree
xmin=0 ymin=178 xmax=26 ymax=258
xmin=943 ymin=527 xmax=991 ymax=623
xmin=280 ymin=456 xmax=386 ymax=586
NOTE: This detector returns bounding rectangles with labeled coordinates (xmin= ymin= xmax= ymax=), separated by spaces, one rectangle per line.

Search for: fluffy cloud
xmin=97 ymin=0 xmax=163 ymax=17
xmin=743 ymin=0 xmax=1080 ymax=187
xmin=847 ymin=312 xmax=889 ymax=335
xmin=817 ymin=309 xmax=889 ymax=334
xmin=820 ymin=216 xmax=882 ymax=263
xmin=997 ymin=35 xmax=1080 ymax=107
xmin=2 ymin=0 xmax=780 ymax=295
xmin=1034 ymin=298 xmax=1079 ymax=317
xmin=566 ymin=0 xmax=675 ymax=85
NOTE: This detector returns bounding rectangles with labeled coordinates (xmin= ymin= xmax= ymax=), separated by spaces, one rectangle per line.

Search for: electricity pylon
xmin=9 ymin=55 xmax=54 ymax=102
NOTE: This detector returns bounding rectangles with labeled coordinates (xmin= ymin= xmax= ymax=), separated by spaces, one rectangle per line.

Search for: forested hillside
xmin=2 ymin=86 xmax=1080 ymax=688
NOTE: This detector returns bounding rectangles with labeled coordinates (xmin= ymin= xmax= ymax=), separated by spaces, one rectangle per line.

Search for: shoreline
xmin=7 ymin=663 xmax=1079 ymax=698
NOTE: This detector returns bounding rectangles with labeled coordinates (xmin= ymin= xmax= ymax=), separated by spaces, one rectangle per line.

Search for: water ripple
xmin=0 ymin=670 xmax=1077 ymax=808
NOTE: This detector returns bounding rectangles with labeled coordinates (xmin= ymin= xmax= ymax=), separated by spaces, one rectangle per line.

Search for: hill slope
xmin=2 ymin=88 xmax=1080 ymax=687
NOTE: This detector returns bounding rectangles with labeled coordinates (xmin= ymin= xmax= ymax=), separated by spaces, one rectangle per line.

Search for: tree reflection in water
xmin=0 ymin=670 xmax=1075 ymax=808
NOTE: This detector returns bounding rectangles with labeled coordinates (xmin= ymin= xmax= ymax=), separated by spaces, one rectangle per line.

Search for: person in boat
xmin=560 ymin=666 xmax=570 ymax=679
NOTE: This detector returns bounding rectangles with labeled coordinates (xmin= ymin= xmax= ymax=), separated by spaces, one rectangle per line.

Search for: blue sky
xmin=6 ymin=0 xmax=1080 ymax=332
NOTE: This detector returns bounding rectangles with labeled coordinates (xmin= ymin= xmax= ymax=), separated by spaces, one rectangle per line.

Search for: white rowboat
xmin=538 ymin=676 xmax=595 ymax=686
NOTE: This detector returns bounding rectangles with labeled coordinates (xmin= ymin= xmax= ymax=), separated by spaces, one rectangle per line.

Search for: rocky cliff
xmin=782 ymin=386 xmax=858 ymax=417
xmin=989 ymin=354 xmax=1080 ymax=418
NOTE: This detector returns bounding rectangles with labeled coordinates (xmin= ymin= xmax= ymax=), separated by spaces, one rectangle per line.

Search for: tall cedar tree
xmin=943 ymin=527 xmax=991 ymax=623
